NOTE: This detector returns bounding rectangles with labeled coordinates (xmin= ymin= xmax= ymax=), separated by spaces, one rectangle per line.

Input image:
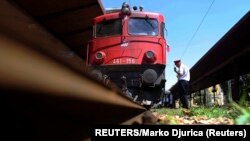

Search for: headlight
xmin=144 ymin=51 xmax=156 ymax=63
xmin=94 ymin=51 xmax=106 ymax=64
xmin=96 ymin=52 xmax=103 ymax=59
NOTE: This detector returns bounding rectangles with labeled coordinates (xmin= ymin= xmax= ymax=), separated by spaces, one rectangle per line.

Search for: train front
xmin=87 ymin=3 xmax=169 ymax=105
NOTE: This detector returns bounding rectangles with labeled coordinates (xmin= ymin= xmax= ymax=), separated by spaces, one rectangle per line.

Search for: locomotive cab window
xmin=95 ymin=19 xmax=122 ymax=37
xmin=161 ymin=22 xmax=165 ymax=39
xmin=128 ymin=18 xmax=158 ymax=36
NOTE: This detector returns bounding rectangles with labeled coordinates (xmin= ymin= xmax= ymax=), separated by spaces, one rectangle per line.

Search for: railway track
xmin=0 ymin=35 xmax=161 ymax=140
xmin=0 ymin=2 xmax=159 ymax=140
xmin=2 ymin=1 xmax=249 ymax=140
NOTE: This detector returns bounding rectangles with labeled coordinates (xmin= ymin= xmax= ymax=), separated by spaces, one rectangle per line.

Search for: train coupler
xmin=121 ymin=76 xmax=132 ymax=98
xmin=103 ymin=74 xmax=110 ymax=85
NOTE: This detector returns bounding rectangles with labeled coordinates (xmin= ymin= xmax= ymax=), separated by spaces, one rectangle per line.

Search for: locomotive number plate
xmin=112 ymin=58 xmax=135 ymax=64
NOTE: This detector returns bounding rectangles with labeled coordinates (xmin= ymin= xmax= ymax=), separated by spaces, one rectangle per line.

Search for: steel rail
xmin=0 ymin=34 xmax=146 ymax=140
xmin=0 ymin=1 xmax=148 ymax=140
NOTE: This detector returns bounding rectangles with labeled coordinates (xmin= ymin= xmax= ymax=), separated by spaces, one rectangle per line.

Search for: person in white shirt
xmin=174 ymin=59 xmax=190 ymax=109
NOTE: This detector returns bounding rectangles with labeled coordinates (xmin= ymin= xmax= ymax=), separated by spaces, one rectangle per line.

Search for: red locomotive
xmin=87 ymin=3 xmax=169 ymax=105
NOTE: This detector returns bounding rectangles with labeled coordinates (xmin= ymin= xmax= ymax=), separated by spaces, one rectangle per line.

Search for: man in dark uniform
xmin=174 ymin=60 xmax=190 ymax=109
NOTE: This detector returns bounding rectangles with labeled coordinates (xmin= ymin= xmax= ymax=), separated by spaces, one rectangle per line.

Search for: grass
xmin=189 ymin=106 xmax=241 ymax=119
xmin=151 ymin=108 xmax=185 ymax=117
xmin=151 ymin=106 xmax=241 ymax=119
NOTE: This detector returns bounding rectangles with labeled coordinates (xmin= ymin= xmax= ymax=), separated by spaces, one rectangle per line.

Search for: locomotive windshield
xmin=95 ymin=19 xmax=122 ymax=37
xmin=128 ymin=18 xmax=158 ymax=36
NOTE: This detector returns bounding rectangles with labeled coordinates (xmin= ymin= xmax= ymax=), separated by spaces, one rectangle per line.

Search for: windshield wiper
xmin=144 ymin=18 xmax=154 ymax=29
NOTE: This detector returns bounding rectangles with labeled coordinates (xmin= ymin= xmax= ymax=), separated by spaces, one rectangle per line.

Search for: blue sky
xmin=101 ymin=0 xmax=250 ymax=89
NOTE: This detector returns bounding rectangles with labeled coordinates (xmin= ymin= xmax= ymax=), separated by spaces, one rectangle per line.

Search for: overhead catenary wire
xmin=166 ymin=0 xmax=215 ymax=87
xmin=180 ymin=0 xmax=215 ymax=59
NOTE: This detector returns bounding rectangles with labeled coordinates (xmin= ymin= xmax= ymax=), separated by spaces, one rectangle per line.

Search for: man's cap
xmin=174 ymin=59 xmax=181 ymax=64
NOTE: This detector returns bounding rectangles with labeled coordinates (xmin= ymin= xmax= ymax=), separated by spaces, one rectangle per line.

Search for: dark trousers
xmin=177 ymin=80 xmax=189 ymax=109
